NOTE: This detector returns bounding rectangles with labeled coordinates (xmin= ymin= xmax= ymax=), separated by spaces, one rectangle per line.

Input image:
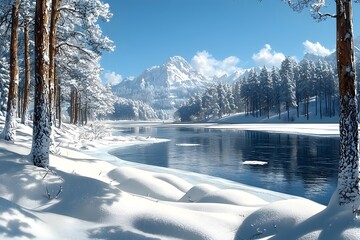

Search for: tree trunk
xmin=296 ymin=99 xmax=299 ymax=118
xmin=306 ymin=97 xmax=309 ymax=120
xmin=287 ymin=103 xmax=290 ymax=121
xmin=85 ymin=102 xmax=88 ymax=125
xmin=2 ymin=0 xmax=20 ymax=142
xmin=336 ymin=0 xmax=359 ymax=205
xmin=278 ymin=103 xmax=281 ymax=119
xmin=17 ymin=88 xmax=22 ymax=118
xmin=57 ymin=74 xmax=62 ymax=128
xmin=55 ymin=70 xmax=62 ymax=128
xmin=319 ymin=94 xmax=322 ymax=119
xmin=78 ymin=93 xmax=82 ymax=125
xmin=32 ymin=0 xmax=51 ymax=168
xmin=70 ymin=87 xmax=74 ymax=124
xmin=49 ymin=0 xmax=62 ymax=124
xmin=73 ymin=88 xmax=78 ymax=124
xmin=21 ymin=16 xmax=31 ymax=125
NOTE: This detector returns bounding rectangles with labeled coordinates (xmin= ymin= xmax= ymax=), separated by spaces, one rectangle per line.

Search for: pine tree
xmin=2 ymin=0 xmax=20 ymax=142
xmin=293 ymin=61 xmax=301 ymax=118
xmin=20 ymin=0 xmax=33 ymax=125
xmin=49 ymin=0 xmax=62 ymax=124
xmin=247 ymin=69 xmax=260 ymax=117
xmin=217 ymin=83 xmax=229 ymax=118
xmin=202 ymin=86 xmax=219 ymax=119
xmin=52 ymin=0 xmax=114 ymax=126
xmin=233 ymin=80 xmax=242 ymax=113
xmin=0 ymin=57 xmax=10 ymax=117
xmin=259 ymin=66 xmax=273 ymax=119
xmin=279 ymin=57 xmax=297 ymax=121
xmin=322 ymin=61 xmax=336 ymax=117
xmin=335 ymin=0 xmax=359 ymax=206
xmin=0 ymin=2 xmax=12 ymax=118
xmin=225 ymin=84 xmax=236 ymax=115
xmin=271 ymin=67 xmax=282 ymax=119
xmin=240 ymin=77 xmax=251 ymax=115
xmin=298 ymin=59 xmax=314 ymax=119
xmin=32 ymin=0 xmax=51 ymax=168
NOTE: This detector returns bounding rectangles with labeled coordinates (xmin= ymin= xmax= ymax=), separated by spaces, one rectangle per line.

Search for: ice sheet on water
xmin=243 ymin=160 xmax=268 ymax=166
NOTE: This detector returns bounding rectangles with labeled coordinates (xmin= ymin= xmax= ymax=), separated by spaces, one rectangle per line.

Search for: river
xmin=110 ymin=123 xmax=339 ymax=205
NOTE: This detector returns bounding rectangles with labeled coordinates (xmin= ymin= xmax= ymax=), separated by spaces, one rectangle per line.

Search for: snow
xmin=243 ymin=161 xmax=268 ymax=166
xmin=176 ymin=143 xmax=201 ymax=147
xmin=0 ymin=116 xmax=359 ymax=239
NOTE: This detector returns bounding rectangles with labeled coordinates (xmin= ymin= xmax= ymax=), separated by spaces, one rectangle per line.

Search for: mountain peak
xmin=166 ymin=56 xmax=187 ymax=64
xmin=165 ymin=56 xmax=192 ymax=72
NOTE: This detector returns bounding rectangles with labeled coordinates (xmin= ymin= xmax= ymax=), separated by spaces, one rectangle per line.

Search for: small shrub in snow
xmin=79 ymin=122 xmax=111 ymax=140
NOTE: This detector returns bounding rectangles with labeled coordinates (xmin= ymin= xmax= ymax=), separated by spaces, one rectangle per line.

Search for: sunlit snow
xmin=176 ymin=143 xmax=201 ymax=147
xmin=0 ymin=116 xmax=359 ymax=239
xmin=243 ymin=161 xmax=268 ymax=166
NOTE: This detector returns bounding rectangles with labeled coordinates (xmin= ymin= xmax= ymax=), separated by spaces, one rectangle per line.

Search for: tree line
xmin=109 ymin=97 xmax=159 ymax=121
xmin=175 ymin=57 xmax=344 ymax=122
xmin=0 ymin=0 xmax=114 ymax=167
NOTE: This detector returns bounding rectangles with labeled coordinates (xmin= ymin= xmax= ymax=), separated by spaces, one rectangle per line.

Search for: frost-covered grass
xmin=0 ymin=116 xmax=359 ymax=239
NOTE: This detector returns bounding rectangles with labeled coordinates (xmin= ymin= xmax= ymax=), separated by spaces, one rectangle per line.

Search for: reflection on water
xmin=110 ymin=126 xmax=339 ymax=205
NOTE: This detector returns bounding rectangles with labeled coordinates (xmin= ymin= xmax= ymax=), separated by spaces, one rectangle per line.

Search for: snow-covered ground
xmin=0 ymin=116 xmax=359 ymax=240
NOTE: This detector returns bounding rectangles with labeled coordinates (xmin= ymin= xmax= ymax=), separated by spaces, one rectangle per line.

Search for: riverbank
xmin=0 ymin=117 xmax=359 ymax=239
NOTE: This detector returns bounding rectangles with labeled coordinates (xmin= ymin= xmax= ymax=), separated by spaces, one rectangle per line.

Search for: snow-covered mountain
xmin=112 ymin=56 xmax=210 ymax=110
xmin=303 ymin=36 xmax=360 ymax=65
xmin=213 ymin=70 xmax=245 ymax=83
xmin=111 ymin=46 xmax=349 ymax=113
xmin=141 ymin=56 xmax=208 ymax=87
xmin=303 ymin=52 xmax=336 ymax=66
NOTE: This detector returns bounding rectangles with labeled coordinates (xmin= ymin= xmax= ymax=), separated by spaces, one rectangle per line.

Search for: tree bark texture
xmin=2 ymin=0 xmax=20 ymax=142
xmin=21 ymin=17 xmax=31 ymax=125
xmin=336 ymin=0 xmax=360 ymax=205
xmin=49 ymin=0 xmax=62 ymax=123
xmin=32 ymin=0 xmax=51 ymax=168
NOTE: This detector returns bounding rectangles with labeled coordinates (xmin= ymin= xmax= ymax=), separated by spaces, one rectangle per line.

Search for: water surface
xmin=110 ymin=125 xmax=339 ymax=205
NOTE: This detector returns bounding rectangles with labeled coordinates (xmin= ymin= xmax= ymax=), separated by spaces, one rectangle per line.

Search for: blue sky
xmin=100 ymin=0 xmax=360 ymax=85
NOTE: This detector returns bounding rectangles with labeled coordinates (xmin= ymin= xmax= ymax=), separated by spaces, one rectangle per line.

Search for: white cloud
xmin=191 ymin=51 xmax=242 ymax=78
xmin=104 ymin=71 xmax=122 ymax=85
xmin=252 ymin=44 xmax=286 ymax=68
xmin=303 ymin=40 xmax=332 ymax=57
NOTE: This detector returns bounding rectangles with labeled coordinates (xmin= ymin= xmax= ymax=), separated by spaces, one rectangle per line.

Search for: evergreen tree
xmin=0 ymin=1 xmax=12 ymax=118
xmin=32 ymin=0 xmax=51 ymax=168
xmin=314 ymin=60 xmax=325 ymax=117
xmin=225 ymin=84 xmax=236 ymax=115
xmin=247 ymin=69 xmax=260 ymax=117
xmin=217 ymin=83 xmax=229 ymax=118
xmin=259 ymin=66 xmax=272 ymax=119
xmin=54 ymin=0 xmax=114 ymax=126
xmin=20 ymin=0 xmax=34 ymax=125
xmin=240 ymin=77 xmax=251 ymax=115
xmin=292 ymin=61 xmax=301 ymax=118
xmin=322 ymin=61 xmax=336 ymax=117
xmin=202 ymin=85 xmax=220 ymax=119
xmin=0 ymin=56 xmax=10 ymax=117
xmin=271 ymin=67 xmax=282 ymax=119
xmin=298 ymin=59 xmax=314 ymax=119
xmin=112 ymin=98 xmax=157 ymax=121
xmin=279 ymin=57 xmax=297 ymax=121
xmin=233 ymin=80 xmax=242 ymax=113
xmin=2 ymin=0 xmax=20 ymax=142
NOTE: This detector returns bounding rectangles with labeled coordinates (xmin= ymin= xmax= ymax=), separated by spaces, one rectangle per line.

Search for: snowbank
xmin=0 ymin=118 xmax=359 ymax=239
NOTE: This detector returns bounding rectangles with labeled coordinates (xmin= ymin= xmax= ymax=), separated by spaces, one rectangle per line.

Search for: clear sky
xmin=100 ymin=0 xmax=360 ymax=85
